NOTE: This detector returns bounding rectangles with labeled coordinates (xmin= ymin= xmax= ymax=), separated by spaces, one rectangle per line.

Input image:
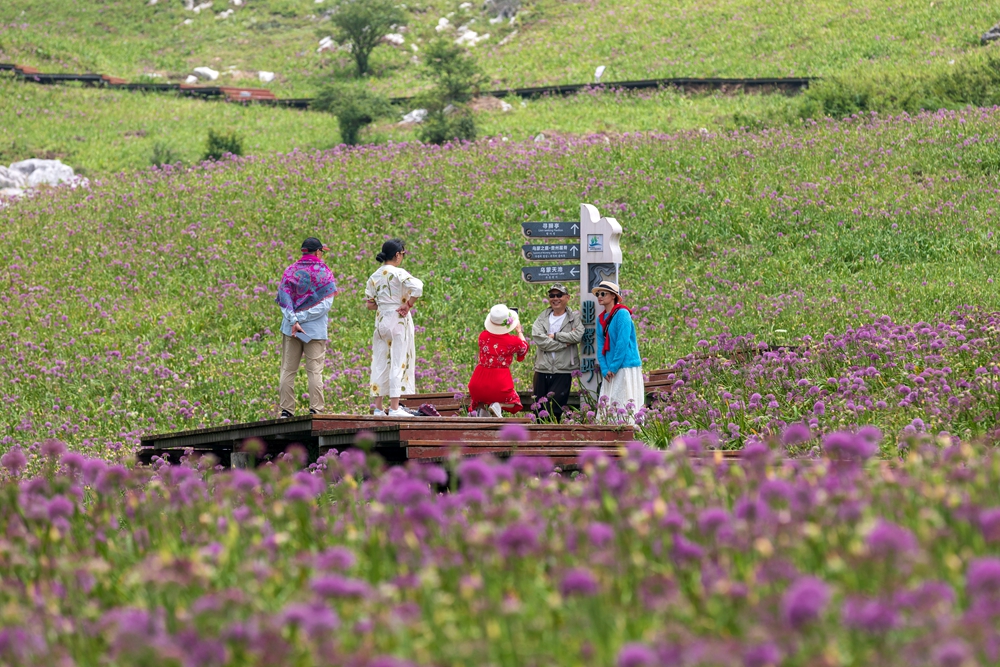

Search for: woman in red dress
xmin=468 ymin=304 xmax=530 ymax=417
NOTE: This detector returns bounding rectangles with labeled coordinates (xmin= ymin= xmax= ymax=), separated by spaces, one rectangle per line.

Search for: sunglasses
xmin=595 ymin=291 xmax=613 ymax=297
xmin=547 ymin=292 xmax=565 ymax=298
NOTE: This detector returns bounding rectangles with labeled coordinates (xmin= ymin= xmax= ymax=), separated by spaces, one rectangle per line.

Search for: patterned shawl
xmin=276 ymin=255 xmax=337 ymax=312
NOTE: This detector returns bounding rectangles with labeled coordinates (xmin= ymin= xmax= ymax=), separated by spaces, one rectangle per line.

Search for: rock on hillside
xmin=0 ymin=159 xmax=84 ymax=202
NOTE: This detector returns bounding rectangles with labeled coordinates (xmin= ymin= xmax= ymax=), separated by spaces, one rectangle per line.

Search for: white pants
xmin=598 ymin=366 xmax=645 ymax=424
xmin=369 ymin=310 xmax=416 ymax=398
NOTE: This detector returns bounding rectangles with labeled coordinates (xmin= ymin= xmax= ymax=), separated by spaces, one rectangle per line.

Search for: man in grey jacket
xmin=530 ymin=283 xmax=584 ymax=421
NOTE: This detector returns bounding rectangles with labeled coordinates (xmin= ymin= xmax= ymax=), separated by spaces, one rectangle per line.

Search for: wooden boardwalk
xmin=137 ymin=413 xmax=639 ymax=468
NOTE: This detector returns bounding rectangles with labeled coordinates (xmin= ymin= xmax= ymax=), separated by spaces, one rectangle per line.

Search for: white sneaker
xmin=373 ymin=409 xmax=386 ymax=417
xmin=489 ymin=402 xmax=503 ymax=418
xmin=387 ymin=408 xmax=414 ymax=418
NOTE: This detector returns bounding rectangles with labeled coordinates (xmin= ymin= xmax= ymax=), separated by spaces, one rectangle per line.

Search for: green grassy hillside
xmin=4 ymin=108 xmax=1000 ymax=461
xmin=0 ymin=0 xmax=996 ymax=96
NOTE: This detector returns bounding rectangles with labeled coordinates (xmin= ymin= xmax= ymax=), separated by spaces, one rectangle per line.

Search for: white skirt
xmin=598 ymin=366 xmax=645 ymax=424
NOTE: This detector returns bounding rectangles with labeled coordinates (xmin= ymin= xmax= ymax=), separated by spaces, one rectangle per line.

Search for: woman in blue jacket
xmin=593 ymin=280 xmax=644 ymax=423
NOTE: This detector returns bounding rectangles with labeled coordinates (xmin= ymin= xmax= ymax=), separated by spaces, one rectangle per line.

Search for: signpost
xmin=521 ymin=222 xmax=580 ymax=238
xmin=520 ymin=204 xmax=623 ymax=396
xmin=520 ymin=244 xmax=579 ymax=261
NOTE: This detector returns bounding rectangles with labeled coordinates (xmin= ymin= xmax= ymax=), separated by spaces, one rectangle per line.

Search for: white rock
xmin=193 ymin=66 xmax=220 ymax=80
xmin=455 ymin=29 xmax=489 ymax=46
xmin=216 ymin=8 xmax=234 ymax=18
xmin=435 ymin=17 xmax=450 ymax=32
xmin=232 ymin=0 xmax=243 ymax=4
xmin=500 ymin=100 xmax=512 ymax=111
xmin=183 ymin=18 xmax=193 ymax=24
xmin=489 ymin=15 xmax=502 ymax=24
xmin=258 ymin=71 xmax=275 ymax=83
xmin=594 ymin=65 xmax=606 ymax=82
xmin=0 ymin=166 xmax=26 ymax=189
xmin=10 ymin=159 xmax=76 ymax=188
xmin=192 ymin=1 xmax=213 ymax=12
xmin=148 ymin=0 xmax=158 ymax=5
xmin=400 ymin=109 xmax=428 ymax=124
xmin=185 ymin=74 xmax=199 ymax=83
xmin=0 ymin=188 xmax=25 ymax=200
xmin=318 ymin=35 xmax=335 ymax=52
xmin=410 ymin=44 xmax=419 ymax=51
xmin=498 ymin=29 xmax=518 ymax=46
xmin=534 ymin=133 xmax=545 ymax=142
xmin=383 ymin=33 xmax=405 ymax=45
xmin=459 ymin=2 xmax=471 ymax=8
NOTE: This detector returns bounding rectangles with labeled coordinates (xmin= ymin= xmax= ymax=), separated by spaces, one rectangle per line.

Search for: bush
xmin=415 ymin=39 xmax=487 ymax=145
xmin=312 ymin=84 xmax=393 ymax=145
xmin=330 ymin=0 xmax=408 ymax=77
xmin=202 ymin=129 xmax=244 ymax=162
xmin=150 ymin=142 xmax=180 ymax=167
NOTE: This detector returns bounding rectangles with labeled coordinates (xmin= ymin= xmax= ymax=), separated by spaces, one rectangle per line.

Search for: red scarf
xmin=598 ymin=304 xmax=633 ymax=355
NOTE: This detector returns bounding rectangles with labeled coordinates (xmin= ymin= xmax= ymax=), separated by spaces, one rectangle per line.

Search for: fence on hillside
xmin=0 ymin=62 xmax=815 ymax=111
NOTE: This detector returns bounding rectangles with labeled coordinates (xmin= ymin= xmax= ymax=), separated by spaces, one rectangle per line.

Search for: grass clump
xmin=202 ymin=129 xmax=245 ymax=161
xmin=313 ymin=83 xmax=394 ymax=145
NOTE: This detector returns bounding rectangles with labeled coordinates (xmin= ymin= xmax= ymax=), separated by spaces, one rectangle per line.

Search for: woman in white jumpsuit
xmin=365 ymin=239 xmax=424 ymax=417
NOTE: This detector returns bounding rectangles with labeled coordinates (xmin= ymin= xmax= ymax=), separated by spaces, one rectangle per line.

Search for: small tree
xmin=202 ymin=130 xmax=243 ymax=161
xmin=330 ymin=0 xmax=407 ymax=77
xmin=415 ymin=38 xmax=487 ymax=145
xmin=313 ymin=84 xmax=394 ymax=145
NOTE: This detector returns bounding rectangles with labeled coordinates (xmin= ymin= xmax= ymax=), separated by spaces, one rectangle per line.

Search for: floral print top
xmin=365 ymin=265 xmax=424 ymax=312
xmin=476 ymin=331 xmax=529 ymax=369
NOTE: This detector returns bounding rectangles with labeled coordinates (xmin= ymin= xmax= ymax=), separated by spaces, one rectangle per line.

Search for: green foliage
xmin=150 ymin=142 xmax=179 ymax=167
xmin=415 ymin=38 xmax=486 ymax=144
xmin=329 ymin=0 xmax=408 ymax=77
xmin=202 ymin=129 xmax=244 ymax=161
xmin=797 ymin=47 xmax=1000 ymax=120
xmin=312 ymin=84 xmax=393 ymax=145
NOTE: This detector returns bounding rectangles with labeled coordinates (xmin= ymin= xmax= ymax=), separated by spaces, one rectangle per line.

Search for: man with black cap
xmin=530 ymin=282 xmax=584 ymax=421
xmin=275 ymin=237 xmax=337 ymax=417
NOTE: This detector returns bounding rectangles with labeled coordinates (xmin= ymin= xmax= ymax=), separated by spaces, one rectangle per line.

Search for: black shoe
xmin=309 ymin=408 xmax=320 ymax=415
xmin=280 ymin=410 xmax=294 ymax=419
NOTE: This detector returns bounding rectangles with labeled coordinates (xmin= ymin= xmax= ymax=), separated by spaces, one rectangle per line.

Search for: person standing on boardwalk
xmin=468 ymin=304 xmax=530 ymax=417
xmin=276 ymin=237 xmax=337 ymax=418
xmin=366 ymin=239 xmax=424 ymax=418
xmin=593 ymin=280 xmax=644 ymax=423
xmin=530 ymin=283 xmax=583 ymax=421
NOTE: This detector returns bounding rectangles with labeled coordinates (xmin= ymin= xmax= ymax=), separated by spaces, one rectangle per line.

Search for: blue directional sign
xmin=521 ymin=222 xmax=580 ymax=238
xmin=521 ymin=265 xmax=581 ymax=283
xmin=521 ymin=244 xmax=580 ymax=261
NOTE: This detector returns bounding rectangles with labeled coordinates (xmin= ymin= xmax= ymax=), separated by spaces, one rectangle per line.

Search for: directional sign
xmin=521 ymin=265 xmax=581 ymax=283
xmin=521 ymin=222 xmax=580 ymax=238
xmin=521 ymin=243 xmax=580 ymax=261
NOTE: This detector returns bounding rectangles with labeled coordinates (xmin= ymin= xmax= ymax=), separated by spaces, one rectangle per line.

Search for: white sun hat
xmin=484 ymin=303 xmax=519 ymax=334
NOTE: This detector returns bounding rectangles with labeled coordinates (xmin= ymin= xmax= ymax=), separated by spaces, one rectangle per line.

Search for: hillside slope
xmin=3 ymin=109 xmax=1000 ymax=460
xmin=0 ymin=0 xmax=996 ymax=96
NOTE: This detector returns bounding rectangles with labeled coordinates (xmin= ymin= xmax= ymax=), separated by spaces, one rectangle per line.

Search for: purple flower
xmin=40 ymin=439 xmax=67 ymax=458
xmin=822 ymin=431 xmax=876 ymax=461
xmin=586 ymin=522 xmax=615 ymax=547
xmin=671 ymin=535 xmax=704 ymax=563
xmin=47 ymin=495 xmax=75 ymax=521
xmin=378 ymin=479 xmax=430 ymax=505
xmin=497 ymin=522 xmax=539 ymax=558
xmin=743 ymin=642 xmax=782 ymax=667
xmin=781 ymin=576 xmax=829 ymax=629
xmin=866 ymin=520 xmax=917 ymax=558
xmin=280 ymin=602 xmax=340 ymax=635
xmin=842 ymin=596 xmax=898 ymax=632
xmin=697 ymin=507 xmax=730 ymax=535
xmin=617 ymin=643 xmax=657 ymax=667
xmin=560 ymin=568 xmax=599 ymax=597
xmin=979 ymin=508 xmax=1000 ymax=542
xmin=499 ymin=423 xmax=529 ymax=442
xmin=1 ymin=447 xmax=27 ymax=476
xmin=781 ymin=422 xmax=812 ymax=446
xmin=812 ymin=400 xmax=825 ymax=415
xmin=457 ymin=459 xmax=496 ymax=488
xmin=932 ymin=640 xmax=972 ymax=667
xmin=967 ymin=557 xmax=1000 ymax=597
xmin=284 ymin=484 xmax=314 ymax=502
xmin=316 ymin=547 xmax=356 ymax=571
xmin=311 ymin=574 xmax=370 ymax=599
xmin=229 ymin=469 xmax=259 ymax=493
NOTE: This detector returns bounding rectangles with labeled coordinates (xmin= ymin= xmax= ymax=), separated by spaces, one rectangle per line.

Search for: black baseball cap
xmin=301 ymin=237 xmax=326 ymax=252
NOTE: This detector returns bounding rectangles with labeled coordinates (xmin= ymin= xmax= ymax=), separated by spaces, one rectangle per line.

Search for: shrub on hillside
xmin=312 ymin=84 xmax=393 ymax=145
xmin=330 ymin=0 xmax=408 ymax=77
xmin=415 ymin=38 xmax=486 ymax=145
xmin=202 ymin=129 xmax=244 ymax=161
xmin=150 ymin=142 xmax=180 ymax=167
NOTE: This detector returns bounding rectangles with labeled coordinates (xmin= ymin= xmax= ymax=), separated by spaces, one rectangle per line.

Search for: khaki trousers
xmin=279 ymin=334 xmax=326 ymax=413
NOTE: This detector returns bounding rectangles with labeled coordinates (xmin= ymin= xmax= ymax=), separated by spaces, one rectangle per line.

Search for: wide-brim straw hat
xmin=592 ymin=280 xmax=621 ymax=297
xmin=484 ymin=303 xmax=519 ymax=334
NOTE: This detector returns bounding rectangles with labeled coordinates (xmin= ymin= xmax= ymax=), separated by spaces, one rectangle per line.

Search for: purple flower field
xmin=1 ymin=430 xmax=999 ymax=666
xmin=3 ymin=107 xmax=1000 ymax=464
